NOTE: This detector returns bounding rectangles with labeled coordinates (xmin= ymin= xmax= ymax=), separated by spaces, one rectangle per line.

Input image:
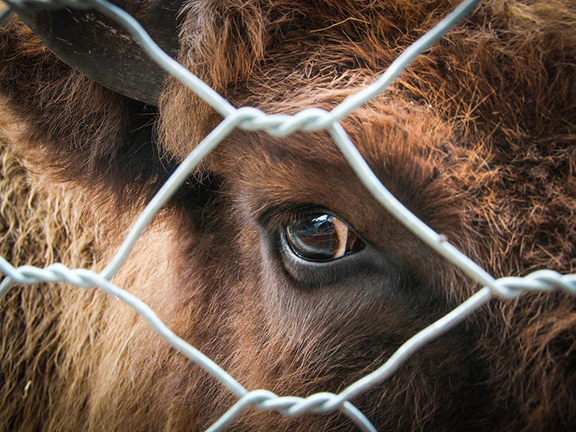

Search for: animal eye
xmin=285 ymin=214 xmax=365 ymax=261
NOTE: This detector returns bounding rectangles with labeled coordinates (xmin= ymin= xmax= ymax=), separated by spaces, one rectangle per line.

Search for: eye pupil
xmin=286 ymin=214 xmax=364 ymax=261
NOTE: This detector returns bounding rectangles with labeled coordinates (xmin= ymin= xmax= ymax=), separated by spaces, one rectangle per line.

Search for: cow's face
xmin=2 ymin=0 xmax=576 ymax=431
xmin=142 ymin=84 xmax=494 ymax=429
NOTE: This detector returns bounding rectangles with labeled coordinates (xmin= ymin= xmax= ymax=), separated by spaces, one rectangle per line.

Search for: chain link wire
xmin=1 ymin=0 xmax=575 ymax=430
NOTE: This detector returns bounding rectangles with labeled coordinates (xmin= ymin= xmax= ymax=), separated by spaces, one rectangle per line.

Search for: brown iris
xmin=285 ymin=214 xmax=365 ymax=261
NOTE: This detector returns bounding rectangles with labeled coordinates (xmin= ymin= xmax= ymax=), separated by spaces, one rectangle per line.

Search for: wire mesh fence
xmin=0 ymin=0 xmax=575 ymax=430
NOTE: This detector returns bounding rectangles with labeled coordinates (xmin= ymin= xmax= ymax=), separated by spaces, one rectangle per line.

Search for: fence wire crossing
xmin=1 ymin=0 xmax=576 ymax=430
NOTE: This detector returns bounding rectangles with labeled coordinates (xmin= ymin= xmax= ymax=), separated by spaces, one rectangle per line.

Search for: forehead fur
xmin=219 ymin=101 xmax=459 ymax=229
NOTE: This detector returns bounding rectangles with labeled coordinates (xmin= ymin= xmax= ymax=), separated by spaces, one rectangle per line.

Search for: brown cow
xmin=0 ymin=0 xmax=575 ymax=430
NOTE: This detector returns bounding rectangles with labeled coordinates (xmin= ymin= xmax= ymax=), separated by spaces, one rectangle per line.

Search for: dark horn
xmin=15 ymin=0 xmax=183 ymax=105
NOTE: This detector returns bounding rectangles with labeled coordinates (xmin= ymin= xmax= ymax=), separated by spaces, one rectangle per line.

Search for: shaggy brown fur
xmin=1 ymin=0 xmax=575 ymax=430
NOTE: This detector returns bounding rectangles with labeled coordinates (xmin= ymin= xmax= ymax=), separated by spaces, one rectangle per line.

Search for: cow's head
xmin=1 ymin=0 xmax=575 ymax=430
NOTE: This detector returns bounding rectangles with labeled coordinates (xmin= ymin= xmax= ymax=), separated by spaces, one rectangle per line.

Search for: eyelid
xmin=257 ymin=204 xmax=332 ymax=230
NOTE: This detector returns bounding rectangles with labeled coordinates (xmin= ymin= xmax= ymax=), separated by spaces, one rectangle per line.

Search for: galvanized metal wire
xmin=1 ymin=0 xmax=575 ymax=430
